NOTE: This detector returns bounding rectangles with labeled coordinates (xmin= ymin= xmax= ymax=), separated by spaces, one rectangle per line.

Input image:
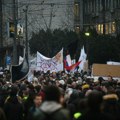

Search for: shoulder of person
xmin=33 ymin=108 xmax=70 ymax=120
xmin=54 ymin=108 xmax=70 ymax=119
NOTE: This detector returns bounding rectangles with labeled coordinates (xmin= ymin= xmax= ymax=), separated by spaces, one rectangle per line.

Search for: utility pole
xmin=13 ymin=0 xmax=18 ymax=65
xmin=0 ymin=0 xmax=3 ymax=66
xmin=0 ymin=0 xmax=3 ymax=48
xmin=23 ymin=6 xmax=28 ymax=60
xmin=49 ymin=3 xmax=54 ymax=29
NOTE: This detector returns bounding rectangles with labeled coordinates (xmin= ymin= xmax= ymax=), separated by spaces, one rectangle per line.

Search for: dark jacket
xmin=33 ymin=101 xmax=70 ymax=120
xmin=0 ymin=108 xmax=6 ymax=120
xmin=4 ymin=96 xmax=24 ymax=120
xmin=78 ymin=109 xmax=110 ymax=120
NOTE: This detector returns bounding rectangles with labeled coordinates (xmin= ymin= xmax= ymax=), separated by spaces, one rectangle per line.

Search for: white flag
xmin=78 ymin=46 xmax=87 ymax=71
xmin=29 ymin=57 xmax=37 ymax=70
xmin=71 ymin=59 xmax=76 ymax=65
xmin=66 ymin=54 xmax=72 ymax=66
xmin=19 ymin=56 xmax=23 ymax=65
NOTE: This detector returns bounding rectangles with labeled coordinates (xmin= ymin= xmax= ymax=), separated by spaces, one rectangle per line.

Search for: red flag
xmin=64 ymin=60 xmax=81 ymax=71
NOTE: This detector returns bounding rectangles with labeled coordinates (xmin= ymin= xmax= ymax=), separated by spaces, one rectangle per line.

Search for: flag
xmin=78 ymin=46 xmax=87 ymax=71
xmin=71 ymin=59 xmax=76 ymax=64
xmin=66 ymin=53 xmax=72 ymax=66
xmin=29 ymin=57 xmax=37 ymax=70
xmin=64 ymin=60 xmax=81 ymax=71
xmin=19 ymin=56 xmax=23 ymax=65
xmin=11 ymin=51 xmax=29 ymax=83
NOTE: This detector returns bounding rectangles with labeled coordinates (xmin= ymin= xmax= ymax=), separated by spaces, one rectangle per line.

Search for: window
xmin=111 ymin=0 xmax=113 ymax=10
xmin=113 ymin=0 xmax=117 ymax=8
xmin=109 ymin=22 xmax=112 ymax=33
xmin=75 ymin=26 xmax=80 ymax=33
xmin=101 ymin=24 xmax=103 ymax=34
xmin=96 ymin=22 xmax=116 ymax=34
xmin=111 ymin=22 xmax=116 ymax=33
xmin=105 ymin=0 xmax=109 ymax=10
xmin=96 ymin=24 xmax=103 ymax=34
xmin=90 ymin=1 xmax=92 ymax=13
xmin=96 ymin=0 xmax=99 ymax=13
xmin=105 ymin=23 xmax=109 ymax=34
xmin=74 ymin=3 xmax=79 ymax=17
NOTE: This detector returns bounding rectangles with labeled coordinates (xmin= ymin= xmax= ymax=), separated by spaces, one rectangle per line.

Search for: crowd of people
xmin=0 ymin=69 xmax=120 ymax=120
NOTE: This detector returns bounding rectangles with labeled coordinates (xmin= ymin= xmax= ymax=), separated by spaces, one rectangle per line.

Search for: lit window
xmin=111 ymin=22 xmax=116 ymax=33
xmin=75 ymin=26 xmax=80 ymax=33
xmin=96 ymin=24 xmax=103 ymax=34
xmin=97 ymin=24 xmax=101 ymax=33
xmin=74 ymin=4 xmax=79 ymax=17
xmin=108 ymin=22 xmax=112 ymax=34
xmin=101 ymin=24 xmax=103 ymax=34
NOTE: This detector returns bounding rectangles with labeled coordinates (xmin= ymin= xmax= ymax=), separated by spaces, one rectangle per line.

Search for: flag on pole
xmin=66 ymin=53 xmax=72 ymax=66
xmin=64 ymin=60 xmax=81 ymax=72
xmin=19 ymin=56 xmax=24 ymax=65
xmin=11 ymin=50 xmax=29 ymax=83
xmin=78 ymin=46 xmax=87 ymax=71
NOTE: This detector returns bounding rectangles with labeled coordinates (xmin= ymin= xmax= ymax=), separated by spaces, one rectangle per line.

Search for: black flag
xmin=11 ymin=52 xmax=29 ymax=83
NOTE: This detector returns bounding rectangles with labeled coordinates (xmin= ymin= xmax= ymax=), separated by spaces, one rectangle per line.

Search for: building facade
xmin=84 ymin=0 xmax=120 ymax=35
xmin=0 ymin=0 xmax=75 ymax=67
xmin=74 ymin=0 xmax=120 ymax=35
xmin=0 ymin=0 xmax=24 ymax=67
xmin=74 ymin=0 xmax=83 ymax=33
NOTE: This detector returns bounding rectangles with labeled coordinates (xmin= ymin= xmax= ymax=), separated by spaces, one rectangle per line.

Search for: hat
xmin=59 ymin=80 xmax=65 ymax=85
xmin=82 ymin=84 xmax=90 ymax=90
xmin=103 ymin=94 xmax=119 ymax=101
xmin=0 ymin=72 xmax=3 ymax=75
xmin=117 ymin=80 xmax=120 ymax=84
xmin=93 ymin=77 xmax=99 ymax=83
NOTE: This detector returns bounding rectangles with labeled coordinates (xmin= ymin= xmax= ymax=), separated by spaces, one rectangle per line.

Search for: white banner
xmin=29 ymin=57 xmax=37 ymax=70
xmin=37 ymin=49 xmax=63 ymax=72
xmin=107 ymin=61 xmax=120 ymax=65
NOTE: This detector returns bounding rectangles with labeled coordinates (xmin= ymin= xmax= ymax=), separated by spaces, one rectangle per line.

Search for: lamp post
xmin=13 ymin=0 xmax=18 ymax=65
xmin=85 ymin=31 xmax=90 ymax=66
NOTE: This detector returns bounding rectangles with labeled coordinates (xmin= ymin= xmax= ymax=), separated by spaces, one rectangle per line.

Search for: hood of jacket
xmin=40 ymin=101 xmax=62 ymax=114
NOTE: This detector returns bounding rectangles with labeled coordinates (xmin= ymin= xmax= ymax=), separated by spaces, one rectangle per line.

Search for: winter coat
xmin=33 ymin=101 xmax=70 ymax=120
xmin=4 ymin=96 xmax=24 ymax=120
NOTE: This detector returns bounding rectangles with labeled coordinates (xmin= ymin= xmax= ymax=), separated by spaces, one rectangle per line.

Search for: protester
xmin=0 ymin=69 xmax=120 ymax=120
xmin=4 ymin=85 xmax=24 ymax=120
xmin=33 ymin=85 xmax=70 ymax=120
xmin=27 ymin=93 xmax=43 ymax=120
xmin=0 ymin=107 xmax=6 ymax=120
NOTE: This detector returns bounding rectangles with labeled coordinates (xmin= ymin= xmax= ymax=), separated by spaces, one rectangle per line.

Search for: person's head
xmin=102 ymin=94 xmax=119 ymax=116
xmin=34 ymin=94 xmax=42 ymax=108
xmin=10 ymin=85 xmax=18 ymax=97
xmin=87 ymin=90 xmax=103 ymax=111
xmin=44 ymin=85 xmax=61 ymax=103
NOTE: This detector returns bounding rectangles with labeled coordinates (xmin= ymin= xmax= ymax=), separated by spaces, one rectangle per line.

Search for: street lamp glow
xmin=85 ymin=32 xmax=90 ymax=36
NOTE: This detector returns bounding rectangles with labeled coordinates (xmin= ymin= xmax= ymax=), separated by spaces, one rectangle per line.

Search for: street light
xmin=85 ymin=32 xmax=90 ymax=36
